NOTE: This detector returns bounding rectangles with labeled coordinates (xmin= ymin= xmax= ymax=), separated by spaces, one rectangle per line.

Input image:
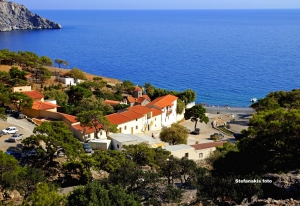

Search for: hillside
xmin=0 ymin=0 xmax=61 ymax=32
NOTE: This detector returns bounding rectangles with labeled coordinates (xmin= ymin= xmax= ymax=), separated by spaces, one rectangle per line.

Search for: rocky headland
xmin=0 ymin=0 xmax=61 ymax=32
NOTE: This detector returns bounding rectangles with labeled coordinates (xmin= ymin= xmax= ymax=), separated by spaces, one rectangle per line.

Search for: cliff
xmin=0 ymin=0 xmax=61 ymax=32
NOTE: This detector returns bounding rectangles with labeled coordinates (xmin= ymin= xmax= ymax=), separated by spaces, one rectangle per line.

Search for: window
xmin=136 ymin=119 xmax=138 ymax=121
xmin=199 ymin=153 xmax=203 ymax=158
xmin=100 ymin=131 xmax=102 ymax=135
xmin=19 ymin=89 xmax=22 ymax=91
xmin=124 ymin=126 xmax=127 ymax=130
xmin=117 ymin=144 xmax=119 ymax=149
xmin=155 ymin=118 xmax=156 ymax=121
xmin=185 ymin=153 xmax=189 ymax=157
xmin=136 ymin=126 xmax=138 ymax=129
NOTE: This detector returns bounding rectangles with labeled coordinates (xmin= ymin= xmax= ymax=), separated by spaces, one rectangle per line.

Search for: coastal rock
xmin=0 ymin=0 xmax=61 ymax=32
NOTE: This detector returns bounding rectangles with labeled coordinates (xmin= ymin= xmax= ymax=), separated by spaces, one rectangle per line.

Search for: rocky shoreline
xmin=0 ymin=0 xmax=61 ymax=32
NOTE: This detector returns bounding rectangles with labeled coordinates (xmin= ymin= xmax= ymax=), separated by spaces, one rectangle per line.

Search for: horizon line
xmin=31 ymin=8 xmax=300 ymax=11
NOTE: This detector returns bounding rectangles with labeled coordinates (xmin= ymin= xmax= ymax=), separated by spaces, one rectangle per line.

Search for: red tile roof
xmin=23 ymin=90 xmax=44 ymax=99
xmin=191 ymin=142 xmax=226 ymax=150
xmin=128 ymin=105 xmax=152 ymax=115
xmin=59 ymin=113 xmax=78 ymax=123
xmin=106 ymin=113 xmax=132 ymax=125
xmin=142 ymin=94 xmax=151 ymax=101
xmin=136 ymin=97 xmax=147 ymax=104
xmin=104 ymin=100 xmax=120 ymax=106
xmin=151 ymin=108 xmax=163 ymax=117
xmin=120 ymin=111 xmax=144 ymax=120
xmin=146 ymin=94 xmax=178 ymax=109
xmin=127 ymin=96 xmax=136 ymax=103
xmin=134 ymin=86 xmax=142 ymax=91
xmin=72 ymin=124 xmax=100 ymax=134
xmin=32 ymin=101 xmax=60 ymax=111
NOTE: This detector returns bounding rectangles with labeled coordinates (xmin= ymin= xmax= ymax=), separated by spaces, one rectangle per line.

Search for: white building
xmin=108 ymin=133 xmax=164 ymax=151
xmin=164 ymin=142 xmax=226 ymax=161
xmin=146 ymin=94 xmax=178 ymax=127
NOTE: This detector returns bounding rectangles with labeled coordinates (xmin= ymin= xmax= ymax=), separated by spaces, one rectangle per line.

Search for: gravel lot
xmin=0 ymin=116 xmax=36 ymax=152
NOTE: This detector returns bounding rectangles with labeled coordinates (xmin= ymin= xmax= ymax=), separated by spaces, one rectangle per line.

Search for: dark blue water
xmin=1 ymin=10 xmax=300 ymax=107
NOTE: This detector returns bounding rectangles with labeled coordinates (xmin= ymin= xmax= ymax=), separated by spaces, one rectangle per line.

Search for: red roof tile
xmin=134 ymin=86 xmax=142 ymax=91
xmin=128 ymin=105 xmax=152 ymax=115
xmin=146 ymin=94 xmax=178 ymax=109
xmin=104 ymin=99 xmax=120 ymax=106
xmin=127 ymin=96 xmax=136 ymax=103
xmin=142 ymin=94 xmax=151 ymax=101
xmin=59 ymin=113 xmax=78 ymax=123
xmin=32 ymin=101 xmax=60 ymax=111
xmin=120 ymin=111 xmax=144 ymax=120
xmin=106 ymin=113 xmax=132 ymax=125
xmin=23 ymin=90 xmax=44 ymax=99
xmin=190 ymin=142 xmax=225 ymax=150
xmin=72 ymin=124 xmax=99 ymax=134
xmin=151 ymin=108 xmax=163 ymax=117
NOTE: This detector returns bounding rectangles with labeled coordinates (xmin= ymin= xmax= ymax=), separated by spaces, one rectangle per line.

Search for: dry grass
xmin=0 ymin=65 xmax=122 ymax=85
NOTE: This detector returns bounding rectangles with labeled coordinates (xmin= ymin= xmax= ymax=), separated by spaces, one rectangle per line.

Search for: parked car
xmin=13 ymin=111 xmax=24 ymax=119
xmin=1 ymin=127 xmax=18 ymax=135
xmin=6 ymin=150 xmax=24 ymax=159
xmin=82 ymin=143 xmax=93 ymax=153
xmin=210 ymin=133 xmax=224 ymax=140
xmin=8 ymin=133 xmax=24 ymax=142
xmin=190 ymin=128 xmax=200 ymax=135
xmin=4 ymin=106 xmax=13 ymax=114
xmin=25 ymin=149 xmax=38 ymax=157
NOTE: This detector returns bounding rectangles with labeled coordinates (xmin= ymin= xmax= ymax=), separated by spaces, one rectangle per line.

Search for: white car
xmin=1 ymin=127 xmax=18 ymax=135
xmin=8 ymin=133 xmax=24 ymax=142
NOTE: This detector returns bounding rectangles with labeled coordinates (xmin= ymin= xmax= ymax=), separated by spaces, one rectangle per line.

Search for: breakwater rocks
xmin=0 ymin=0 xmax=61 ymax=32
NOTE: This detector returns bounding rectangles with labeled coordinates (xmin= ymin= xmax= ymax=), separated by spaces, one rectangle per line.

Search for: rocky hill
xmin=0 ymin=0 xmax=61 ymax=32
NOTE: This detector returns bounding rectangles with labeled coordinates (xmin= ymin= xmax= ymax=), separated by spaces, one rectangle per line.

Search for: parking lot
xmin=0 ymin=116 xmax=35 ymax=152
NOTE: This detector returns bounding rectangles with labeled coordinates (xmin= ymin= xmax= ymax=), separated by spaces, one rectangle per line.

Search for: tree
xmin=34 ymin=67 xmax=52 ymax=84
xmin=74 ymin=96 xmax=114 ymax=115
xmin=91 ymin=150 xmax=127 ymax=173
xmin=159 ymin=123 xmax=189 ymax=145
xmin=43 ymin=89 xmax=69 ymax=106
xmin=10 ymin=92 xmax=33 ymax=112
xmin=22 ymin=183 xmax=66 ymax=206
xmin=8 ymin=167 xmax=46 ymax=199
xmin=66 ymin=182 xmax=141 ymax=206
xmin=22 ymin=121 xmax=82 ymax=163
xmin=68 ymin=85 xmax=93 ymax=105
xmin=0 ymin=71 xmax=10 ymax=83
xmin=122 ymin=80 xmax=135 ymax=93
xmin=184 ymin=104 xmax=209 ymax=130
xmin=66 ymin=68 xmax=86 ymax=82
xmin=55 ymin=59 xmax=69 ymax=68
xmin=9 ymin=67 xmax=27 ymax=80
xmin=76 ymin=110 xmax=117 ymax=139
xmin=39 ymin=56 xmax=53 ymax=66
xmin=0 ymin=151 xmax=19 ymax=194
xmin=176 ymin=99 xmax=185 ymax=115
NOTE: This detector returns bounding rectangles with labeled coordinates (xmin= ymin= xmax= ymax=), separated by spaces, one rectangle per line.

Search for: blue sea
xmin=1 ymin=9 xmax=300 ymax=107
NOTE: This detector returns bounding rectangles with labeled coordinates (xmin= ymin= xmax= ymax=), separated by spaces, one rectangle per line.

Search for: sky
xmin=12 ymin=0 xmax=300 ymax=10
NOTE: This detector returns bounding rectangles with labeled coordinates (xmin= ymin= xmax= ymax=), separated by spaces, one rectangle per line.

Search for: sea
xmin=1 ymin=9 xmax=300 ymax=107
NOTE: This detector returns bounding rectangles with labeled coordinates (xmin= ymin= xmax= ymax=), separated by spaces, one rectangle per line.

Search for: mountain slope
xmin=0 ymin=0 xmax=61 ymax=32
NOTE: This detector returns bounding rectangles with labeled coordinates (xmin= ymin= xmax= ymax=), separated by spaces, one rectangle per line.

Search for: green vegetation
xmin=144 ymin=82 xmax=196 ymax=104
xmin=10 ymin=92 xmax=33 ymax=112
xmin=184 ymin=104 xmax=209 ymax=130
xmin=159 ymin=123 xmax=189 ymax=145
xmin=54 ymin=59 xmax=69 ymax=68
xmin=66 ymin=67 xmax=87 ymax=81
